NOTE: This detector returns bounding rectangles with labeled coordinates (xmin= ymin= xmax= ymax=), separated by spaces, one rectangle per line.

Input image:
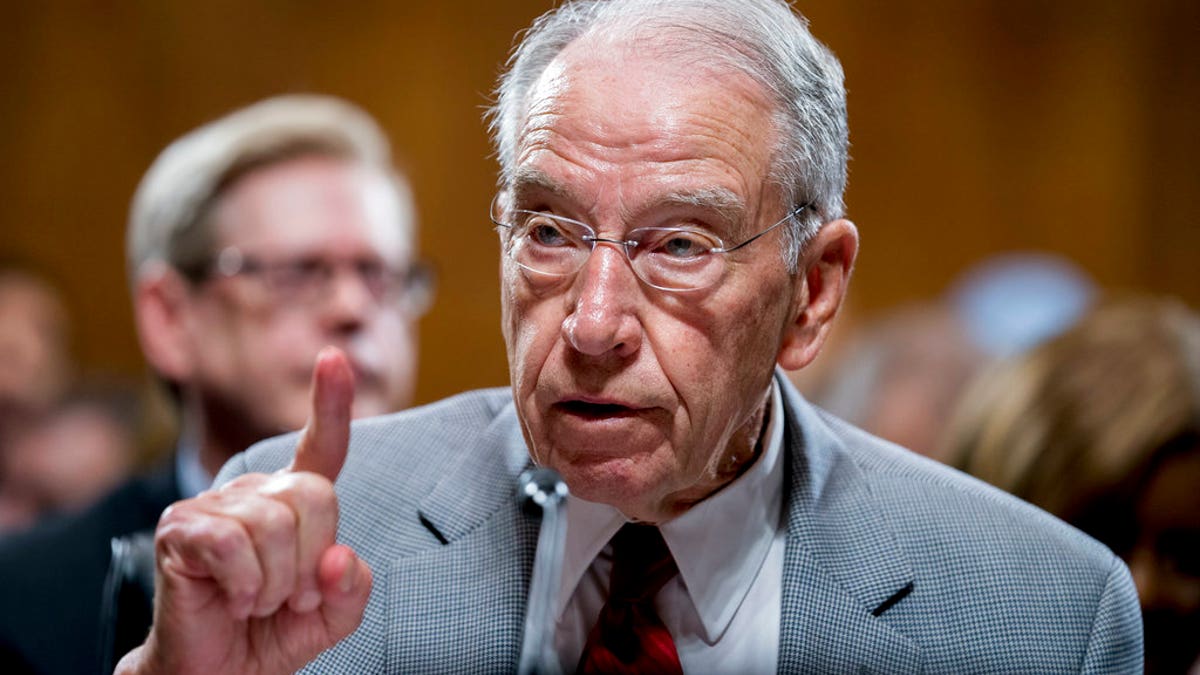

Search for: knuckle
xmin=228 ymin=582 xmax=260 ymax=607
xmin=267 ymin=471 xmax=338 ymax=513
xmin=256 ymin=501 xmax=298 ymax=547
xmin=292 ymin=471 xmax=337 ymax=505
xmin=158 ymin=497 xmax=198 ymax=527
xmin=156 ymin=504 xmax=183 ymax=533
xmin=155 ymin=498 xmax=205 ymax=545
xmin=222 ymin=472 xmax=269 ymax=492
xmin=205 ymin=522 xmax=249 ymax=562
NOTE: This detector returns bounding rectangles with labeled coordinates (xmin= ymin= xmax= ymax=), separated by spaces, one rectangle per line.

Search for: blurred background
xmin=2 ymin=0 xmax=1196 ymax=409
xmin=2 ymin=3 xmax=1198 ymax=668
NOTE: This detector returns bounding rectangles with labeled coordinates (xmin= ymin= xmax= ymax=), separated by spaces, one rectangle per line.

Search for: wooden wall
xmin=1 ymin=0 xmax=1196 ymax=406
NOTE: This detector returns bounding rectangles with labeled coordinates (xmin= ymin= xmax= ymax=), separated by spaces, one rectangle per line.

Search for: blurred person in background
xmin=796 ymin=251 xmax=1094 ymax=462
xmin=0 ymin=267 xmax=73 ymax=443
xmin=948 ymin=251 xmax=1096 ymax=361
xmin=0 ymin=94 xmax=432 ymax=675
xmin=0 ymin=382 xmax=140 ymax=533
xmin=948 ymin=295 xmax=1200 ymax=674
xmin=800 ymin=302 xmax=982 ymax=460
xmin=0 ymin=267 xmax=72 ymax=421
xmin=0 ymin=265 xmax=78 ymax=529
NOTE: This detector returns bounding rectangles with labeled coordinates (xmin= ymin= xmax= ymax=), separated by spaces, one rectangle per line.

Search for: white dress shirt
xmin=174 ymin=435 xmax=214 ymax=500
xmin=554 ymin=383 xmax=787 ymax=674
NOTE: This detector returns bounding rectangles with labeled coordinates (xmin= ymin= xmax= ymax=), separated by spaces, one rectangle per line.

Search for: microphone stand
xmin=517 ymin=467 xmax=568 ymax=675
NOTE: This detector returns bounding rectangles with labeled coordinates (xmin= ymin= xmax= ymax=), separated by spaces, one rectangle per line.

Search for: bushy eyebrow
xmin=656 ymin=188 xmax=745 ymax=228
xmin=508 ymin=169 xmax=746 ymax=228
xmin=510 ymin=168 xmax=573 ymax=204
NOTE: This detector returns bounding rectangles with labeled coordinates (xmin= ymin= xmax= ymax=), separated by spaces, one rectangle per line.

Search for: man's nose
xmin=562 ymin=244 xmax=642 ymax=358
xmin=319 ymin=268 xmax=373 ymax=331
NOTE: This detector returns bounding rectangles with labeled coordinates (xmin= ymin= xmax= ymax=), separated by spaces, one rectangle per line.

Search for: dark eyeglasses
xmin=204 ymin=246 xmax=434 ymax=316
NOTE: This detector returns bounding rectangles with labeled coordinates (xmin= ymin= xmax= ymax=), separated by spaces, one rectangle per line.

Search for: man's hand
xmin=116 ymin=347 xmax=373 ymax=675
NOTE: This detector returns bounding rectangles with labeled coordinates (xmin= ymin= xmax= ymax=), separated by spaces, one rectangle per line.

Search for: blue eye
xmin=521 ymin=214 xmax=579 ymax=248
xmin=642 ymin=230 xmax=715 ymax=260
xmin=530 ymin=223 xmax=568 ymax=246
xmin=663 ymin=236 xmax=702 ymax=258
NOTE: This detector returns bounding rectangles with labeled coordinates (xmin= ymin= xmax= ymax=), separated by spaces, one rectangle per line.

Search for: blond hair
xmin=948 ymin=295 xmax=1200 ymax=519
xmin=127 ymin=94 xmax=412 ymax=284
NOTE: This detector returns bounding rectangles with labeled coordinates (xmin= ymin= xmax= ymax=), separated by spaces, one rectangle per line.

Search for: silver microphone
xmin=517 ymin=467 xmax=569 ymax=675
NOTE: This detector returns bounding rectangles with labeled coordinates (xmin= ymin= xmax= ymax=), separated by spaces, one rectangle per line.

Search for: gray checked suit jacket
xmin=217 ymin=372 xmax=1143 ymax=673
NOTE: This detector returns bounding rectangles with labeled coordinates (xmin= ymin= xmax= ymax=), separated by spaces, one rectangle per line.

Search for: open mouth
xmin=556 ymin=400 xmax=640 ymax=419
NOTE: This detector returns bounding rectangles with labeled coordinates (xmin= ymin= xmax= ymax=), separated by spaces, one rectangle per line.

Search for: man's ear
xmin=133 ymin=263 xmax=197 ymax=383
xmin=777 ymin=218 xmax=858 ymax=371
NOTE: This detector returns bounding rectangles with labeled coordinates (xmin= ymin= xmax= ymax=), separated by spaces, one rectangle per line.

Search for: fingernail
xmin=339 ymin=560 xmax=357 ymax=593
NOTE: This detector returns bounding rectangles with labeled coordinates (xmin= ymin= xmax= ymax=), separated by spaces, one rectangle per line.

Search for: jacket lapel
xmin=386 ymin=399 xmax=539 ymax=673
xmin=381 ymin=380 xmax=922 ymax=672
xmin=776 ymin=373 xmax=923 ymax=673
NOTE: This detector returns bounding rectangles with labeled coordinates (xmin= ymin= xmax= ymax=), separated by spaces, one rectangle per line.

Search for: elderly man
xmin=0 ymin=95 xmax=429 ymax=674
xmin=118 ymin=2 xmax=1141 ymax=673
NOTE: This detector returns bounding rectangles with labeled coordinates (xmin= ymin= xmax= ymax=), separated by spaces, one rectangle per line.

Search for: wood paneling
xmin=2 ymin=0 xmax=1195 ymax=404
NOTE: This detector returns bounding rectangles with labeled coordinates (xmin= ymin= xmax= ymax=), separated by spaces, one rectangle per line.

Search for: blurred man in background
xmin=0 ymin=94 xmax=431 ymax=674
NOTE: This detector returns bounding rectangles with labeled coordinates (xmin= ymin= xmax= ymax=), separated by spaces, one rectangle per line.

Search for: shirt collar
xmin=175 ymin=434 xmax=214 ymax=499
xmin=557 ymin=382 xmax=786 ymax=641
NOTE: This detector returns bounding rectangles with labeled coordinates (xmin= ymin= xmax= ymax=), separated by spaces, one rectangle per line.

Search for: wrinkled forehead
xmin=211 ymin=157 xmax=414 ymax=259
xmin=512 ymin=37 xmax=780 ymax=215
xmin=524 ymin=29 xmax=776 ymax=141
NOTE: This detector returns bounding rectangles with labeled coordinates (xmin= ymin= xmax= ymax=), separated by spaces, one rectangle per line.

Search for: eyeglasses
xmin=205 ymin=247 xmax=434 ymax=316
xmin=490 ymin=197 xmax=807 ymax=292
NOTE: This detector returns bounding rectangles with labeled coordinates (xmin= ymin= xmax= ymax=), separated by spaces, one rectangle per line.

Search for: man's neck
xmin=628 ymin=384 xmax=775 ymax=524
xmin=178 ymin=408 xmax=251 ymax=478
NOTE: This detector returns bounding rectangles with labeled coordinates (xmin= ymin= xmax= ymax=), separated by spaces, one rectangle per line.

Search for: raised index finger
xmin=289 ymin=346 xmax=354 ymax=481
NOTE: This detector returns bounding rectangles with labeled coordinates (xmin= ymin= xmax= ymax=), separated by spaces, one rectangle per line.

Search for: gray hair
xmin=127 ymin=94 xmax=413 ymax=284
xmin=487 ymin=0 xmax=848 ymax=267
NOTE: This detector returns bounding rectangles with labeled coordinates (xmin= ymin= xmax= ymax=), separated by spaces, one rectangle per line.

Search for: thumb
xmin=290 ymin=346 xmax=354 ymax=480
xmin=317 ymin=544 xmax=373 ymax=641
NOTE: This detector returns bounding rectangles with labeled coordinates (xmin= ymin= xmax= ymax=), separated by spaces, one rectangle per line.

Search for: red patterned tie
xmin=577 ymin=524 xmax=684 ymax=675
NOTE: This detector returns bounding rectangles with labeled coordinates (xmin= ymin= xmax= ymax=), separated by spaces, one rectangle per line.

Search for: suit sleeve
xmin=212 ymin=451 xmax=251 ymax=488
xmin=1080 ymin=555 xmax=1143 ymax=674
xmin=213 ymin=432 xmax=303 ymax=488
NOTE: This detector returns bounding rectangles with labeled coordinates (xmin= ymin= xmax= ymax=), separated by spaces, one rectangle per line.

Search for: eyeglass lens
xmin=502 ymin=211 xmax=737 ymax=291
